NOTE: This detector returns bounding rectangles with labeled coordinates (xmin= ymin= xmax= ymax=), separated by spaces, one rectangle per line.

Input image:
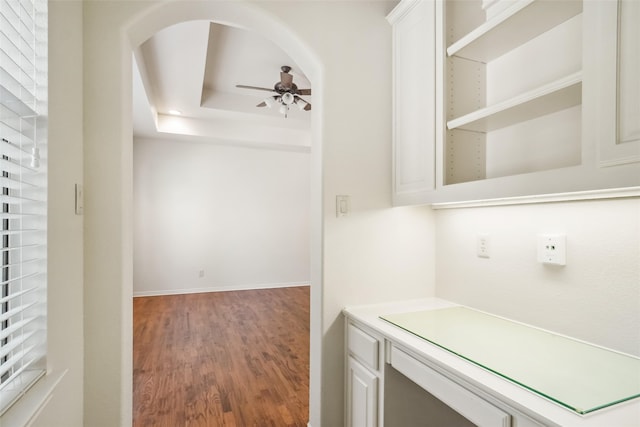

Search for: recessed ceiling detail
xmin=133 ymin=21 xmax=311 ymax=151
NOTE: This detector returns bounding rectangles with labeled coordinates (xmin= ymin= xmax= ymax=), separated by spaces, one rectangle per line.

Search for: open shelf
xmin=446 ymin=0 xmax=583 ymax=62
xmin=447 ymin=71 xmax=582 ymax=133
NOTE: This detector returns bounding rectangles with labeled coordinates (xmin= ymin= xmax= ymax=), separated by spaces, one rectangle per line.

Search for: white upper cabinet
xmin=594 ymin=0 xmax=640 ymax=168
xmin=388 ymin=0 xmax=640 ymax=206
xmin=387 ymin=0 xmax=437 ymax=205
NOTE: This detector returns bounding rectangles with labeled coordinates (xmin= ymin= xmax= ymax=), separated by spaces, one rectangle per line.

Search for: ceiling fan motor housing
xmin=274 ymin=82 xmax=298 ymax=93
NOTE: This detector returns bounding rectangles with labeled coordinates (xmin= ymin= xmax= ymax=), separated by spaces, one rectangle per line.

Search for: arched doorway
xmin=90 ymin=2 xmax=322 ymax=426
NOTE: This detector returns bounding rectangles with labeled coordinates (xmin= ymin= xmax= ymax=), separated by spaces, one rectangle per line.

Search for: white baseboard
xmin=133 ymin=281 xmax=309 ymax=298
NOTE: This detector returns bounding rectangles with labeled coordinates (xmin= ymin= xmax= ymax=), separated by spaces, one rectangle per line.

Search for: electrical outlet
xmin=537 ymin=234 xmax=566 ymax=266
xmin=477 ymin=234 xmax=490 ymax=258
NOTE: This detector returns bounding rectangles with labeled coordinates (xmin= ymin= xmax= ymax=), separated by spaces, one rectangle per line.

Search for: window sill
xmin=1 ymin=369 xmax=67 ymax=427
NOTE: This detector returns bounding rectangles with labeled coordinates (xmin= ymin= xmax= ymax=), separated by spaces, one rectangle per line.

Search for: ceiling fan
xmin=236 ymin=65 xmax=311 ymax=118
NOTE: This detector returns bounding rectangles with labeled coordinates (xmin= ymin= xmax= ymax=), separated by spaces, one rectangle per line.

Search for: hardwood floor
xmin=133 ymin=286 xmax=310 ymax=427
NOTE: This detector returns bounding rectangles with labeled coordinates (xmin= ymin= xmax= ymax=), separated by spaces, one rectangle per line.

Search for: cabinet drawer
xmin=391 ymin=346 xmax=511 ymax=427
xmin=347 ymin=323 xmax=379 ymax=371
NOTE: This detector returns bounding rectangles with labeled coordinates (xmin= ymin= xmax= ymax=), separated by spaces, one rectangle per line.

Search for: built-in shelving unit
xmin=443 ymin=0 xmax=584 ymax=186
xmin=388 ymin=0 xmax=640 ymax=206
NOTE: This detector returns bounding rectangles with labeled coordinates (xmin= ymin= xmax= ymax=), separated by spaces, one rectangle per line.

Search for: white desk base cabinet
xmin=344 ymin=298 xmax=640 ymax=427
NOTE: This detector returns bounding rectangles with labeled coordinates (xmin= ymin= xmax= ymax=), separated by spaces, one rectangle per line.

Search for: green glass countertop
xmin=380 ymin=306 xmax=640 ymax=414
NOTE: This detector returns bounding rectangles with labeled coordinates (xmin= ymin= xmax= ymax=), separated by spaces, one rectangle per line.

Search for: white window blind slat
xmin=0 ymin=118 xmax=36 ymax=139
xmin=0 ymin=1 xmax=36 ymax=76
xmin=0 ymin=330 xmax=32 ymax=360
xmin=6 ymin=259 xmax=42 ymax=270
xmin=0 ymin=229 xmax=43 ymax=237
xmin=0 ymin=354 xmax=40 ymax=393
xmin=0 ymin=317 xmax=36 ymax=342
xmin=0 ymin=5 xmax=36 ymax=50
xmin=1 ymin=137 xmax=35 ymax=157
xmin=0 ymin=0 xmax=47 ymax=416
xmin=0 ymin=159 xmax=34 ymax=176
xmin=0 ymin=302 xmax=37 ymax=324
xmin=0 ymin=27 xmax=36 ymax=78
xmin=0 ymin=213 xmax=42 ymax=221
xmin=0 ymin=244 xmax=41 ymax=258
xmin=0 ymin=78 xmax=37 ymax=116
xmin=18 ymin=1 xmax=35 ymax=29
xmin=0 ymin=27 xmax=36 ymax=73
xmin=0 ymin=177 xmax=36 ymax=191
xmin=0 ymin=286 xmax=35 ymax=305
xmin=0 ymin=272 xmax=42 ymax=287
xmin=0 ymin=113 xmax=35 ymax=136
xmin=0 ymin=195 xmax=41 ymax=205
xmin=0 ymin=344 xmax=35 ymax=379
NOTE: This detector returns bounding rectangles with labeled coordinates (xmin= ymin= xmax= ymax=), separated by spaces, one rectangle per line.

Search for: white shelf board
xmin=447 ymin=0 xmax=583 ymax=63
xmin=447 ymin=71 xmax=582 ymax=133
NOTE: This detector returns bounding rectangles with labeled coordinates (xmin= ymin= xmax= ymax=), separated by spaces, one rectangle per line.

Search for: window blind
xmin=0 ymin=0 xmax=47 ymax=415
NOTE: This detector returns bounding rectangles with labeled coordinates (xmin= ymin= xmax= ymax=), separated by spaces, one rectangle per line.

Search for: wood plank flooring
xmin=133 ymin=286 xmax=310 ymax=427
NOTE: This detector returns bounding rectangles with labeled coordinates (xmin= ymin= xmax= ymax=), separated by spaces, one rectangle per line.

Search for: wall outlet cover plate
xmin=537 ymin=234 xmax=566 ymax=266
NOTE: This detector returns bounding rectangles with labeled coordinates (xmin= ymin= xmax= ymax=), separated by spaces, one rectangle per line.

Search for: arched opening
xmin=125 ymin=3 xmax=323 ymax=426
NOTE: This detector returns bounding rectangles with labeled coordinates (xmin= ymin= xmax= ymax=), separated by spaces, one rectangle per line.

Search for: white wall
xmin=31 ymin=1 xmax=84 ymax=425
xmin=133 ymin=137 xmax=310 ymax=296
xmin=435 ymin=197 xmax=640 ymax=357
xmin=255 ymin=3 xmax=437 ymax=426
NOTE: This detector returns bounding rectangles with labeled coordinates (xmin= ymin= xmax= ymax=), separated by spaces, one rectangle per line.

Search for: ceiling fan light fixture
xmin=279 ymin=104 xmax=288 ymax=115
xmin=295 ymin=98 xmax=307 ymax=111
xmin=264 ymin=96 xmax=277 ymax=108
xmin=281 ymin=92 xmax=295 ymax=105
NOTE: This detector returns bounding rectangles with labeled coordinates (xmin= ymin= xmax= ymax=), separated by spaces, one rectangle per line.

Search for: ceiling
xmin=132 ymin=20 xmax=312 ymax=151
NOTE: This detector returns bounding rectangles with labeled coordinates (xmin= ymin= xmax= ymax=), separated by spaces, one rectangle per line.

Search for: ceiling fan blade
xmin=257 ymin=101 xmax=267 ymax=107
xmin=297 ymin=88 xmax=311 ymax=96
xmin=304 ymin=103 xmax=311 ymax=111
xmin=280 ymin=71 xmax=293 ymax=89
xmin=236 ymin=84 xmax=275 ymax=92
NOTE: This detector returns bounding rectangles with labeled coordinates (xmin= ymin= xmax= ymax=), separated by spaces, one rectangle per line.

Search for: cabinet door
xmin=591 ymin=0 xmax=640 ymax=167
xmin=388 ymin=0 xmax=437 ymax=205
xmin=347 ymin=357 xmax=378 ymax=427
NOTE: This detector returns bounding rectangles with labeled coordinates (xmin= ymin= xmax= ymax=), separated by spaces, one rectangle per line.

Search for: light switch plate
xmin=75 ymin=184 xmax=84 ymax=215
xmin=336 ymin=195 xmax=350 ymax=217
